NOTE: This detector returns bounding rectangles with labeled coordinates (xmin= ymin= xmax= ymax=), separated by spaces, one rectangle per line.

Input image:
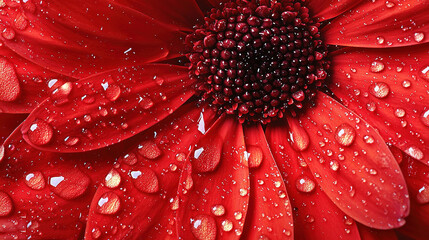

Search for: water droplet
xmin=366 ymin=102 xmax=377 ymax=112
xmin=137 ymin=141 xmax=161 ymax=160
xmin=402 ymin=80 xmax=411 ymax=88
xmin=370 ymin=61 xmax=385 ymax=73
xmin=246 ymin=145 xmax=263 ymax=168
xmin=296 ymin=176 xmax=316 ymax=193
xmin=25 ymin=119 xmax=54 ymax=146
xmin=288 ymin=124 xmax=310 ymax=151
xmin=120 ymin=153 xmax=138 ymax=165
xmin=394 ymin=108 xmax=406 ymax=118
xmin=385 ymin=1 xmax=395 ymax=8
xmin=363 ymin=135 xmax=375 ymax=144
xmin=97 ymin=192 xmax=121 ymax=215
xmin=24 ymin=171 xmax=46 ymax=190
xmin=190 ymin=215 xmax=217 ymax=240
xmin=0 ymin=58 xmax=20 ymax=102
xmin=51 ymin=82 xmax=73 ymax=105
xmin=105 ymin=169 xmax=121 ymax=189
xmin=376 ymin=36 xmax=385 ymax=45
xmin=92 ymin=227 xmax=102 ymax=239
xmin=334 ymin=123 xmax=356 ymax=147
xmin=14 ymin=14 xmax=28 ymax=30
xmin=153 ymin=76 xmax=165 ymax=86
xmin=48 ymin=169 xmax=90 ymax=200
xmin=221 ymin=219 xmax=233 ymax=232
xmin=330 ymin=160 xmax=340 ymax=171
xmin=416 ymin=185 xmax=429 ymax=204
xmin=130 ymin=168 xmax=159 ymax=193
xmin=139 ymin=97 xmax=154 ymax=109
xmin=369 ymin=82 xmax=390 ymax=98
xmin=234 ymin=211 xmax=243 ymax=220
xmin=175 ymin=152 xmax=186 ymax=162
xmin=421 ymin=110 xmax=429 ymax=127
xmin=0 ymin=191 xmax=12 ymax=216
xmin=239 ymin=188 xmax=248 ymax=196
xmin=170 ymin=196 xmax=179 ymax=210
xmin=2 ymin=27 xmax=16 ymax=40
xmin=414 ymin=32 xmax=425 ymax=42
xmin=105 ymin=84 xmax=121 ymax=101
xmin=211 ymin=204 xmax=225 ymax=216
xmin=404 ymin=146 xmax=424 ymax=160
xmin=419 ymin=65 xmax=429 ymax=81
xmin=192 ymin=137 xmax=222 ymax=173
xmin=64 ymin=136 xmax=80 ymax=146
xmin=0 ymin=145 xmax=4 ymax=162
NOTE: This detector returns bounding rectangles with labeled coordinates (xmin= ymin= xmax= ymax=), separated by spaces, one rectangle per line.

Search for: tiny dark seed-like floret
xmin=186 ymin=0 xmax=329 ymax=123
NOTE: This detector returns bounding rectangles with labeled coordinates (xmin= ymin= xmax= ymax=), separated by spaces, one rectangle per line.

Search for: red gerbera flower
xmin=0 ymin=0 xmax=428 ymax=239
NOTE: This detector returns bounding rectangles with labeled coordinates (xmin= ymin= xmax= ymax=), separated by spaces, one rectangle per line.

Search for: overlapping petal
xmin=323 ymin=0 xmax=429 ymax=48
xmin=20 ymin=64 xmax=196 ymax=153
xmin=306 ymin=0 xmax=363 ymax=21
xmin=330 ymin=45 xmax=429 ymax=165
xmin=297 ymin=93 xmax=409 ymax=229
xmin=0 ymin=0 xmax=185 ymax=78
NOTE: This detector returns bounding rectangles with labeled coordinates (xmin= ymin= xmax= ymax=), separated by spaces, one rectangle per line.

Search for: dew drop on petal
xmin=97 ymin=192 xmax=121 ymax=215
xmin=191 ymin=215 xmax=217 ymax=240
xmin=64 ymin=136 xmax=80 ymax=146
xmin=247 ymin=145 xmax=263 ymax=168
xmin=234 ymin=211 xmax=243 ymax=220
xmin=363 ymin=135 xmax=375 ymax=144
xmin=404 ymin=146 xmax=424 ymax=160
xmin=394 ymin=108 xmax=406 ymax=118
xmin=419 ymin=65 xmax=429 ymax=81
xmin=25 ymin=120 xmax=54 ymax=146
xmin=120 ymin=153 xmax=138 ymax=165
xmin=376 ymin=36 xmax=385 ymax=45
xmin=0 ymin=145 xmax=4 ymax=162
xmin=24 ymin=171 xmax=46 ymax=190
xmin=2 ymin=27 xmax=16 ymax=40
xmin=370 ymin=61 xmax=384 ymax=73
xmin=334 ymin=123 xmax=356 ymax=147
xmin=51 ymin=82 xmax=73 ymax=105
xmin=288 ymin=125 xmax=310 ymax=151
xmin=192 ymin=137 xmax=222 ymax=173
xmin=402 ymin=80 xmax=411 ymax=88
xmin=211 ymin=204 xmax=225 ymax=216
xmin=221 ymin=219 xmax=233 ymax=232
xmin=92 ymin=227 xmax=102 ymax=239
xmin=414 ymin=32 xmax=425 ymax=42
xmin=137 ymin=140 xmax=161 ymax=160
xmin=0 ymin=58 xmax=20 ymax=102
xmin=421 ymin=109 xmax=429 ymax=127
xmin=105 ymin=84 xmax=121 ymax=101
xmin=48 ymin=169 xmax=90 ymax=200
xmin=105 ymin=169 xmax=121 ymax=189
xmin=296 ymin=176 xmax=315 ymax=193
xmin=139 ymin=97 xmax=154 ymax=109
xmin=416 ymin=185 xmax=429 ymax=204
xmin=366 ymin=102 xmax=377 ymax=112
xmin=330 ymin=160 xmax=340 ymax=171
xmin=369 ymin=82 xmax=390 ymax=98
xmin=385 ymin=1 xmax=395 ymax=8
xmin=130 ymin=168 xmax=159 ymax=193
xmin=0 ymin=191 xmax=13 ymax=216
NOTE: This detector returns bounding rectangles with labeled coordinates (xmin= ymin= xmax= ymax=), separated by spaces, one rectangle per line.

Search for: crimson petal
xmin=176 ymin=116 xmax=249 ymax=240
xmin=84 ymin=102 xmax=217 ymax=239
xmin=330 ymin=46 xmax=429 ymax=165
xmin=297 ymin=93 xmax=409 ymax=229
xmin=20 ymin=64 xmax=195 ymax=153
xmin=0 ymin=127 xmax=116 ymax=239
xmin=241 ymin=124 xmax=294 ymax=239
xmin=0 ymin=0 xmax=185 ymax=78
xmin=266 ymin=121 xmax=361 ymax=239
xmin=0 ymin=47 xmax=76 ymax=113
xmin=322 ymin=0 xmax=429 ymax=47
xmin=357 ymin=224 xmax=398 ymax=240
xmin=0 ymin=114 xmax=26 ymax=145
xmin=306 ymin=0 xmax=363 ymax=21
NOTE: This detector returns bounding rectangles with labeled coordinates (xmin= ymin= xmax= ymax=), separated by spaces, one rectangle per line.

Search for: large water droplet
xmin=404 ymin=146 xmax=424 ymax=160
xmin=288 ymin=124 xmax=310 ymax=151
xmin=139 ymin=96 xmax=154 ymax=110
xmin=376 ymin=36 xmax=385 ymax=45
xmin=0 ymin=191 xmax=13 ymax=216
xmin=414 ymin=32 xmax=425 ymax=42
xmin=105 ymin=84 xmax=121 ymax=101
xmin=120 ymin=153 xmax=138 ymax=165
xmin=24 ymin=171 xmax=46 ymax=190
xmin=2 ymin=27 xmax=16 ymax=40
xmin=296 ymin=176 xmax=316 ymax=193
xmin=421 ymin=109 xmax=429 ymax=127
xmin=370 ymin=61 xmax=385 ymax=73
xmin=130 ymin=167 xmax=159 ymax=193
xmin=51 ymin=82 xmax=73 ymax=105
xmin=334 ymin=123 xmax=356 ymax=147
xmin=25 ymin=119 xmax=54 ymax=146
xmin=221 ymin=219 xmax=233 ymax=232
xmin=97 ymin=192 xmax=121 ymax=215
xmin=211 ymin=204 xmax=226 ymax=216
xmin=369 ymin=82 xmax=390 ymax=98
xmin=138 ymin=141 xmax=161 ymax=160
xmin=105 ymin=169 xmax=121 ymax=189
xmin=419 ymin=65 xmax=429 ymax=81
xmin=191 ymin=215 xmax=217 ymax=240
xmin=64 ymin=136 xmax=80 ymax=146
xmin=0 ymin=58 xmax=20 ymax=102
xmin=416 ymin=185 xmax=429 ymax=204
xmin=246 ymin=145 xmax=263 ymax=168
xmin=192 ymin=137 xmax=222 ymax=173
xmin=394 ymin=108 xmax=406 ymax=118
xmin=49 ymin=169 xmax=90 ymax=200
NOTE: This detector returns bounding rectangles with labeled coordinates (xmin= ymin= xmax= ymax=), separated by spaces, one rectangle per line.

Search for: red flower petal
xmin=0 ymin=127 xmax=117 ymax=239
xmin=266 ymin=121 xmax=361 ymax=239
xmin=84 ymin=102 xmax=217 ymax=239
xmin=297 ymin=93 xmax=409 ymax=229
xmin=0 ymin=47 xmax=76 ymax=113
xmin=177 ymin=116 xmax=249 ymax=240
xmin=0 ymin=114 xmax=25 ymax=144
xmin=241 ymin=124 xmax=294 ymax=239
xmin=322 ymin=0 xmax=429 ymax=47
xmin=20 ymin=64 xmax=196 ymax=152
xmin=329 ymin=46 xmax=429 ymax=165
xmin=0 ymin=1 xmax=185 ymax=78
xmin=357 ymin=224 xmax=398 ymax=240
xmin=115 ymin=0 xmax=203 ymax=30
xmin=306 ymin=0 xmax=362 ymax=21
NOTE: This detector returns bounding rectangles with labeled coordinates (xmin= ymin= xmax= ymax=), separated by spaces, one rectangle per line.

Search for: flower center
xmin=186 ymin=0 xmax=329 ymax=123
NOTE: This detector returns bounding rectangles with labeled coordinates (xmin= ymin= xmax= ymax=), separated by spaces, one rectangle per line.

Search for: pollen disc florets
xmin=186 ymin=0 xmax=329 ymax=123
